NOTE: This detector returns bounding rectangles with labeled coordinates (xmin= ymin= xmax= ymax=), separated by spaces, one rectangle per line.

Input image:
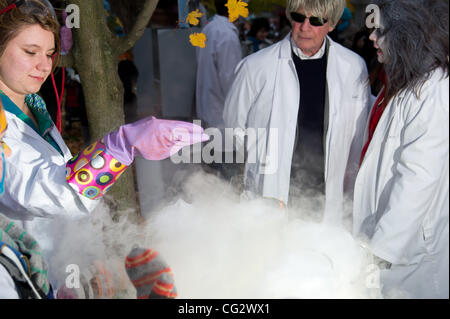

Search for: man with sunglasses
xmin=224 ymin=0 xmax=371 ymax=222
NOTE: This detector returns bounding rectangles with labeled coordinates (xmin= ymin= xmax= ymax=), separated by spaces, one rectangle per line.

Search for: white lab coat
xmin=0 ymin=264 xmax=19 ymax=299
xmin=1 ymin=110 xmax=99 ymax=226
xmin=223 ymin=34 xmax=371 ymax=220
xmin=353 ymin=69 xmax=449 ymax=298
xmin=196 ymin=15 xmax=242 ymax=129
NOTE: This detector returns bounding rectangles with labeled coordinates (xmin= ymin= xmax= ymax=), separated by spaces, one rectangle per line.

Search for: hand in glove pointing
xmin=103 ymin=116 xmax=209 ymax=165
xmin=66 ymin=117 xmax=209 ymax=199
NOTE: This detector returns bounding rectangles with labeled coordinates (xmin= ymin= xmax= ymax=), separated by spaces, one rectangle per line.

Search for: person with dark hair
xmin=118 ymin=59 xmax=139 ymax=123
xmin=196 ymin=0 xmax=242 ymax=130
xmin=214 ymin=0 xmax=228 ymax=16
xmin=354 ymin=0 xmax=449 ymax=298
xmin=242 ymin=17 xmax=273 ymax=57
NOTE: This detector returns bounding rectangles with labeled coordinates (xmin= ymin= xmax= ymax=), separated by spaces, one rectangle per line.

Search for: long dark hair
xmin=375 ymin=0 xmax=449 ymax=101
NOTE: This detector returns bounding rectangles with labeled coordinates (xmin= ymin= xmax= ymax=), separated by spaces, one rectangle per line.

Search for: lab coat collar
xmin=4 ymin=110 xmax=71 ymax=161
xmin=279 ymin=33 xmax=293 ymax=59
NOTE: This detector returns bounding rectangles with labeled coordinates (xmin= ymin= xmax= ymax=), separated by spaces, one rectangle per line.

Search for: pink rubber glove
xmin=103 ymin=116 xmax=209 ymax=165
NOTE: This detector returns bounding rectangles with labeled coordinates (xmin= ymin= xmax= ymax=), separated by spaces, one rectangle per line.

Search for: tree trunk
xmin=67 ymin=0 xmax=159 ymax=219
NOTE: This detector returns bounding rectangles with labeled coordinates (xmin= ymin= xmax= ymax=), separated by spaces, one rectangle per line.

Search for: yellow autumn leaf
xmin=225 ymin=0 xmax=249 ymax=23
xmin=190 ymin=33 xmax=207 ymax=48
xmin=186 ymin=9 xmax=203 ymax=26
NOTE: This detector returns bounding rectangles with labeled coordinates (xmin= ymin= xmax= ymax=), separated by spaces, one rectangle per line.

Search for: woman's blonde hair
xmin=0 ymin=0 xmax=60 ymax=71
xmin=286 ymin=0 xmax=346 ymax=27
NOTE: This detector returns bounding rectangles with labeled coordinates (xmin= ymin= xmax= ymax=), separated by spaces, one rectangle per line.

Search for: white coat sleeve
xmin=0 ymin=263 xmax=19 ymax=299
xmin=1 ymin=157 xmax=98 ymax=221
xmin=223 ymin=61 xmax=257 ymax=152
xmin=216 ymin=34 xmax=243 ymax=98
xmin=344 ymin=60 xmax=371 ymax=195
xmin=369 ymin=89 xmax=449 ymax=264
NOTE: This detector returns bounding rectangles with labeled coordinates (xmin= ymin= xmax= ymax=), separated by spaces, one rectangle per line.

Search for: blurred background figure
xmin=275 ymin=11 xmax=291 ymax=42
xmin=195 ymin=0 xmax=243 ymax=181
xmin=118 ymin=57 xmax=139 ymax=124
xmin=188 ymin=0 xmax=208 ymax=28
xmin=242 ymin=17 xmax=273 ymax=57
xmin=63 ymin=68 xmax=90 ymax=147
xmin=195 ymin=0 xmax=242 ymax=130
xmin=238 ymin=19 xmax=251 ymax=42
xmin=330 ymin=7 xmax=357 ymax=47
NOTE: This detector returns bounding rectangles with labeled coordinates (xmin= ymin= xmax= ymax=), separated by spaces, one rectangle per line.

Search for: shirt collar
xmin=291 ymin=36 xmax=327 ymax=60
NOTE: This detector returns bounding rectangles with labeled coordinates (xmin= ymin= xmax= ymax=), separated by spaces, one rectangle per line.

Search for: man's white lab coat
xmin=223 ymin=34 xmax=371 ymax=222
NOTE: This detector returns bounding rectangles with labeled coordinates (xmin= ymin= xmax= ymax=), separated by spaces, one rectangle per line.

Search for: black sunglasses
xmin=290 ymin=12 xmax=328 ymax=27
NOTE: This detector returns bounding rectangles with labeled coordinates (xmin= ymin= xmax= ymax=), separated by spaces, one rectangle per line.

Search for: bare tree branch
xmin=115 ymin=0 xmax=160 ymax=55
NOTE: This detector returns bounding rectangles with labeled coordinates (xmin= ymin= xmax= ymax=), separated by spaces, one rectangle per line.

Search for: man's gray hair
xmin=286 ymin=0 xmax=346 ymax=27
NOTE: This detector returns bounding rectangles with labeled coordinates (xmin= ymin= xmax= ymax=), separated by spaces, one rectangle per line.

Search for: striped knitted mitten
xmin=0 ymin=215 xmax=52 ymax=298
xmin=125 ymin=247 xmax=177 ymax=299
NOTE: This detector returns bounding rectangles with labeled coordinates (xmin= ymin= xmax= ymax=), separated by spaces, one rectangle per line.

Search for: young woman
xmin=0 ymin=0 xmax=205 ymax=298
xmin=354 ymin=0 xmax=449 ymax=298
xmin=1 ymin=102 xmax=54 ymax=299
xmin=2 ymin=115 xmax=179 ymax=299
xmin=0 ymin=0 xmax=207 ymax=222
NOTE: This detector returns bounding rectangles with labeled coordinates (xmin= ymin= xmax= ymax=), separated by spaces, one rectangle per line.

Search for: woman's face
xmin=369 ymin=27 xmax=386 ymax=64
xmin=0 ymin=24 xmax=55 ymax=102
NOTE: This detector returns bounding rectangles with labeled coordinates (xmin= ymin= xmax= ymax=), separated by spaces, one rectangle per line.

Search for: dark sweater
xmin=291 ymin=48 xmax=328 ymax=192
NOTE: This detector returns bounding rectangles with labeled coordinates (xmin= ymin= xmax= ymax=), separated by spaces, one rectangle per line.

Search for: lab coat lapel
xmin=262 ymin=38 xmax=299 ymax=203
xmin=6 ymin=112 xmax=69 ymax=162
xmin=49 ymin=126 xmax=73 ymax=161
xmin=324 ymin=39 xmax=350 ymax=180
xmin=360 ymin=97 xmax=398 ymax=170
